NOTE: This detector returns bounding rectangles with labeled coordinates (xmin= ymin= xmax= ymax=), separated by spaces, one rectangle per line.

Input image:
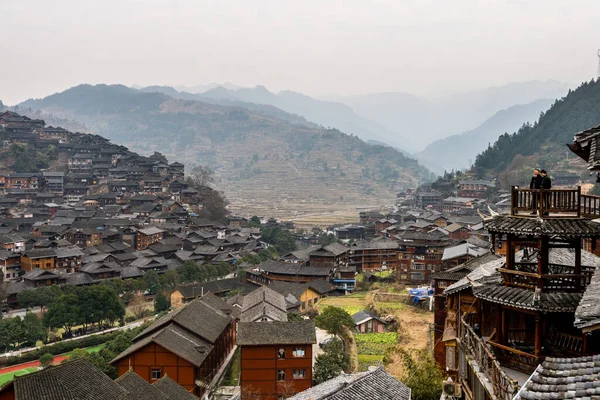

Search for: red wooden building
xmin=111 ymin=296 xmax=236 ymax=396
xmin=237 ymin=320 xmax=316 ymax=400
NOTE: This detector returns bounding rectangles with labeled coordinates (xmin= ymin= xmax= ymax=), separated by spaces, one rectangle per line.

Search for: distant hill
xmin=327 ymin=80 xmax=571 ymax=150
xmin=417 ymin=99 xmax=554 ymax=173
xmin=196 ymin=85 xmax=411 ymax=151
xmin=471 ymin=79 xmax=600 ymax=187
xmin=19 ymin=84 xmax=431 ymax=216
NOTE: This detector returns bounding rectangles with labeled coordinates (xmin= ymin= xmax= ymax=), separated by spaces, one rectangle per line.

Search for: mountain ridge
xmin=19 ymin=84 xmax=432 ymax=217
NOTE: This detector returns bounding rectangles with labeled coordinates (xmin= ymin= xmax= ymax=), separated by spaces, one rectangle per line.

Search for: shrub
xmin=39 ymin=353 xmax=54 ymax=367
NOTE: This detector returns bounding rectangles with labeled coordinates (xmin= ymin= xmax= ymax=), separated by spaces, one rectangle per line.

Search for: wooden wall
xmin=116 ymin=342 xmax=196 ymax=392
xmin=240 ymin=344 xmax=312 ymax=400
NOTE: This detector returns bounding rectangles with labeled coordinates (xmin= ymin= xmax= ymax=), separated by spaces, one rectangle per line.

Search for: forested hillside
xmin=19 ymin=84 xmax=432 ymax=217
xmin=473 ymin=80 xmax=600 ymax=174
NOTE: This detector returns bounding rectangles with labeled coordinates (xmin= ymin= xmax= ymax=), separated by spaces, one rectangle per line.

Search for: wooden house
xmin=351 ymin=310 xmax=386 ymax=333
xmin=136 ymin=227 xmax=165 ymax=250
xmin=237 ymin=320 xmax=316 ymax=400
xmin=307 ymin=243 xmax=349 ymax=269
xmin=349 ymin=239 xmax=398 ymax=273
xmin=20 ymin=249 xmax=55 ymax=271
xmin=112 ymin=296 xmax=236 ymax=396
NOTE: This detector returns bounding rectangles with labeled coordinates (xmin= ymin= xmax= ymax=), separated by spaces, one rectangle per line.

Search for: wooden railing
xmin=511 ymin=186 xmax=600 ymax=219
xmin=499 ymin=268 xmax=592 ymax=291
xmin=458 ymin=317 xmax=519 ymax=400
xmin=487 ymin=340 xmax=539 ymax=374
xmin=581 ymin=194 xmax=600 ymax=219
xmin=511 ymin=187 xmax=580 ymax=217
xmin=548 ymin=330 xmax=583 ymax=354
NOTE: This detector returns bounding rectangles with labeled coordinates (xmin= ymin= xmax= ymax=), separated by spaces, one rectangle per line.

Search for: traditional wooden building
xmin=307 ymin=243 xmax=349 ymax=269
xmin=20 ymin=249 xmax=55 ymax=271
xmin=457 ymin=180 xmax=494 ymax=198
xmin=349 ymin=239 xmax=398 ymax=273
xmin=237 ymin=320 xmax=316 ymax=400
xmin=245 ymin=260 xmax=331 ymax=285
xmin=440 ymin=187 xmax=600 ymax=400
xmin=65 ymin=228 xmax=103 ymax=248
xmin=396 ymin=231 xmax=452 ymax=284
xmin=112 ymin=296 xmax=236 ymax=396
xmin=351 ymin=310 xmax=387 ymax=333
xmin=136 ymin=226 xmax=165 ymax=250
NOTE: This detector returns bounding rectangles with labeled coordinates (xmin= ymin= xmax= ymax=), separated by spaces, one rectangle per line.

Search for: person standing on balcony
xmin=530 ymin=168 xmax=542 ymax=214
xmin=541 ymin=170 xmax=552 ymax=216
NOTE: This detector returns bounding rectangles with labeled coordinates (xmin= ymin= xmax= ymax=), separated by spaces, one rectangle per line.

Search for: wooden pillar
xmin=495 ymin=306 xmax=502 ymax=341
xmin=506 ymin=234 xmax=514 ymax=270
xmin=538 ymin=236 xmax=548 ymax=288
xmin=501 ymin=306 xmax=507 ymax=344
xmin=534 ymin=314 xmax=542 ymax=357
xmin=574 ymin=239 xmax=582 ymax=291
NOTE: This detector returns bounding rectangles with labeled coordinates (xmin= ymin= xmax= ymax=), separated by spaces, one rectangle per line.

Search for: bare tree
xmin=187 ymin=165 xmax=215 ymax=189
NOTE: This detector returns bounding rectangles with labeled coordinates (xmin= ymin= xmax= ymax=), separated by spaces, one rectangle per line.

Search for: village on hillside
xmin=0 ymin=110 xmax=599 ymax=400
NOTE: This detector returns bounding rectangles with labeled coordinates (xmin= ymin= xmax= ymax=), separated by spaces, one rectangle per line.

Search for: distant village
xmin=0 ymin=110 xmax=600 ymax=400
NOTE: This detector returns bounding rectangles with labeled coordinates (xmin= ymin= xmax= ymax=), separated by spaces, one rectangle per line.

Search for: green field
xmin=0 ymin=368 xmax=38 ymax=386
xmin=0 ymin=343 xmax=106 ymax=386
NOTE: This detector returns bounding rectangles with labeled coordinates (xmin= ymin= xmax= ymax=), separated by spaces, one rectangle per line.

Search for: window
xmin=292 ymin=348 xmax=305 ymax=357
xmin=438 ymin=281 xmax=448 ymax=288
xmin=277 ymin=370 xmax=286 ymax=381
xmin=277 ymin=348 xmax=286 ymax=359
xmin=292 ymin=369 xmax=306 ymax=379
xmin=314 ymin=297 xmax=319 ymax=304
xmin=151 ymin=368 xmax=161 ymax=379
xmin=412 ymin=264 xmax=425 ymax=271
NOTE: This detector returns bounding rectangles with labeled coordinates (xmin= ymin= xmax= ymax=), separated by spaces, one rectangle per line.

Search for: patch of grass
xmin=357 ymin=354 xmax=384 ymax=371
xmin=0 ymin=367 xmax=38 ymax=386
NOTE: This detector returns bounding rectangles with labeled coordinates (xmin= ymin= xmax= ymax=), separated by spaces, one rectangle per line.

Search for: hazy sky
xmin=1 ymin=0 xmax=599 ymax=105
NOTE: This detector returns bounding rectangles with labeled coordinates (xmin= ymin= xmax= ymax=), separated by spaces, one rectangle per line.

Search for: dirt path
xmin=0 ymin=355 xmax=68 ymax=374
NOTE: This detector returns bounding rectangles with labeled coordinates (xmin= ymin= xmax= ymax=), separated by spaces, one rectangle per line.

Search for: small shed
xmin=352 ymin=310 xmax=387 ymax=333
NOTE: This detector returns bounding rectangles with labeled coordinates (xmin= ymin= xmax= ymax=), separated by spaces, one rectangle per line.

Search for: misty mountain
xmin=197 ymin=85 xmax=411 ymax=151
xmin=328 ymin=80 xmax=571 ymax=150
xmin=417 ymin=98 xmax=554 ymax=174
xmin=175 ymin=82 xmax=244 ymax=94
xmin=19 ymin=84 xmax=431 ymax=214
xmin=138 ymin=85 xmax=314 ymax=127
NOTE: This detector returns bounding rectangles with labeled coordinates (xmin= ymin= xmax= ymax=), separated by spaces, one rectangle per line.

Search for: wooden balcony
xmin=498 ymin=266 xmax=593 ymax=292
xmin=511 ymin=186 xmax=600 ymax=219
xmin=457 ymin=317 xmax=520 ymax=400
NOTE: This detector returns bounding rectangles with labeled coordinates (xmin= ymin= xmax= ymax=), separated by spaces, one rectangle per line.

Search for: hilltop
xmin=471 ymin=79 xmax=600 ymax=187
xmin=19 ymin=84 xmax=431 ymax=218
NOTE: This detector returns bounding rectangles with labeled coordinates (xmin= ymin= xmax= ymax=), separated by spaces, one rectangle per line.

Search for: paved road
xmin=3 ymin=307 xmax=42 ymax=319
xmin=313 ymin=328 xmax=332 ymax=366
xmin=3 ymin=318 xmax=151 ymax=358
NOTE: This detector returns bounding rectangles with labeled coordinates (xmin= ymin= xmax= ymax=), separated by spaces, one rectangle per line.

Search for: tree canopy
xmin=314 ymin=307 xmax=355 ymax=336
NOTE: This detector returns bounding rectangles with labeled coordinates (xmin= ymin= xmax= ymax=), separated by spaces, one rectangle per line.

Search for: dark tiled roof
xmin=11 ymin=358 xmax=127 ymax=400
xmin=241 ymin=286 xmax=288 ymax=322
xmin=134 ymin=298 xmax=232 ymax=344
xmin=113 ymin=325 xmax=213 ymax=367
xmin=473 ymin=284 xmax=582 ymax=312
xmin=152 ymin=375 xmax=198 ymax=399
xmin=287 ymin=366 xmax=410 ymax=400
xmin=575 ymin=263 xmax=600 ymax=330
xmin=175 ymin=278 xmax=254 ymax=299
xmin=237 ymin=320 xmax=316 ymax=346
xmin=115 ymin=370 xmax=169 ymax=400
xmin=516 ymin=355 xmax=600 ymax=400
xmin=484 ymin=215 xmax=600 ymax=237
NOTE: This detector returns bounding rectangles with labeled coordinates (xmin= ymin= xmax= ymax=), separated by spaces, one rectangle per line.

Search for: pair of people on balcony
xmin=530 ymin=169 xmax=552 ymax=215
